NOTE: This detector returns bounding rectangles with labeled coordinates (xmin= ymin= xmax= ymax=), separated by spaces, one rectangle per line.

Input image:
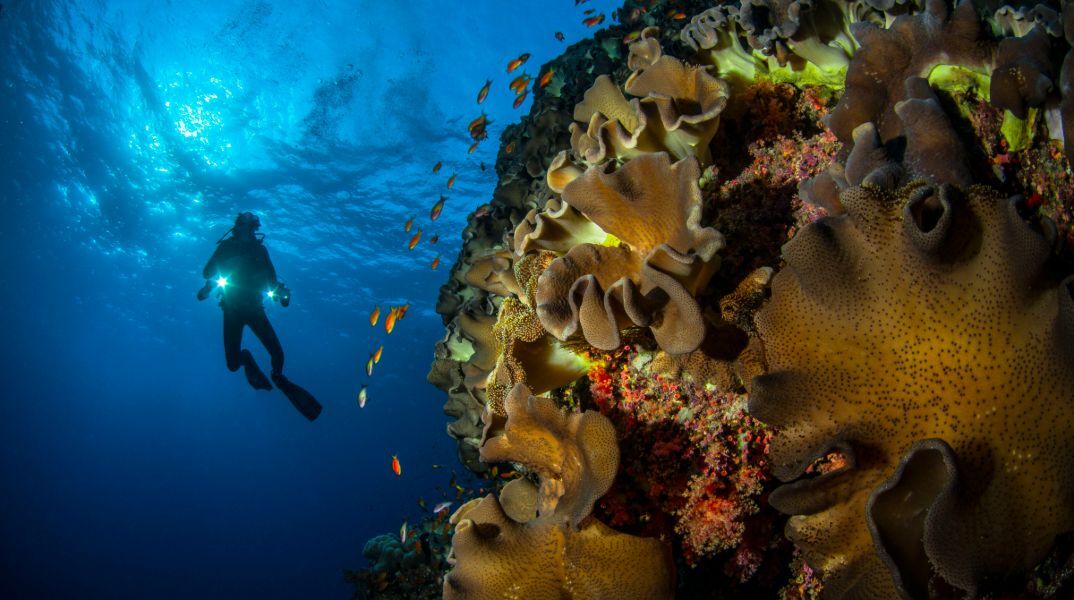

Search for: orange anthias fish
xmin=509 ymin=74 xmax=531 ymax=94
xmin=430 ymin=195 xmax=446 ymax=221
xmin=366 ymin=354 xmax=374 ymax=376
xmin=669 ymin=11 xmax=687 ymax=20
xmin=432 ymin=161 xmax=442 ymax=173
xmin=476 ymin=79 xmax=491 ymax=104
xmin=397 ymin=303 xmax=410 ymax=319
xmin=623 ymin=30 xmax=641 ymax=44
xmin=583 ymin=14 xmax=605 ymax=27
xmin=391 ymin=455 xmax=402 ymax=476
xmin=369 ymin=305 xmax=380 ymax=326
xmin=385 ymin=307 xmax=398 ymax=334
xmin=513 ymin=92 xmax=528 ymax=109
xmin=429 ymin=234 xmax=439 ymax=244
xmin=431 ymin=255 xmax=440 ymax=270
xmin=405 ymin=217 xmax=414 ymax=233
xmin=467 ymin=141 xmax=479 ymax=154
xmin=555 ymin=31 xmax=565 ymax=42
xmin=468 ymin=113 xmax=488 ymax=132
xmin=373 ymin=345 xmax=383 ymax=364
xmin=408 ymin=229 xmax=422 ymax=250
xmin=504 ymin=141 xmax=515 ymax=154
xmin=584 ymin=8 xmax=595 ymax=15
xmin=538 ymin=69 xmax=554 ymax=89
xmin=446 ymin=173 xmax=456 ymax=189
xmin=506 ymin=52 xmax=530 ymax=72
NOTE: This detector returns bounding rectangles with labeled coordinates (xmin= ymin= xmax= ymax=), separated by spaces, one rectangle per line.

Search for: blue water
xmin=0 ymin=0 xmax=621 ymax=597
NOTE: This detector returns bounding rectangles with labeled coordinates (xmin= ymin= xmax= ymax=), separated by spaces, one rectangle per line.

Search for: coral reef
xmin=414 ymin=1 xmax=1074 ymax=598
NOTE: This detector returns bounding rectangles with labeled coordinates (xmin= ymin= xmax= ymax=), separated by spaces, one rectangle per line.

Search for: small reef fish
xmin=476 ymin=79 xmax=491 ymax=104
xmin=429 ymin=234 xmax=439 ymax=244
xmin=506 ymin=52 xmax=530 ymax=72
xmin=467 ymin=141 xmax=479 ymax=154
xmin=669 ymin=11 xmax=687 ymax=20
xmin=373 ymin=345 xmax=383 ymax=364
xmin=432 ymin=501 xmax=453 ymax=514
xmin=575 ymin=0 xmax=589 ymax=5
xmin=555 ymin=31 xmax=565 ymax=42
xmin=400 ymin=520 xmax=408 ymax=543
xmin=391 ymin=455 xmax=402 ymax=476
xmin=446 ymin=173 xmax=456 ymax=189
xmin=385 ymin=307 xmax=398 ymax=334
xmin=408 ymin=229 xmax=422 ymax=250
xmin=430 ymin=195 xmax=446 ymax=221
xmin=366 ymin=355 xmax=374 ymax=376
xmin=432 ymin=161 xmax=442 ymax=173
xmin=431 ymin=464 xmax=444 ymax=469
xmin=468 ymin=113 xmax=488 ymax=132
xmin=623 ymin=30 xmax=641 ymax=44
xmin=474 ymin=204 xmax=491 ymax=219
xmin=418 ymin=497 xmax=427 ymax=510
xmin=397 ymin=303 xmax=410 ymax=319
xmin=513 ymin=92 xmax=527 ymax=109
xmin=583 ymin=14 xmax=605 ymax=27
xmin=369 ymin=305 xmax=380 ymax=326
xmin=479 ymin=162 xmax=487 ymax=171
xmin=538 ymin=69 xmax=554 ymax=89
xmin=509 ymin=74 xmax=531 ymax=94
xmin=504 ymin=141 xmax=515 ymax=155
xmin=584 ymin=8 xmax=595 ymax=15
xmin=431 ymin=255 xmax=440 ymax=270
xmin=405 ymin=217 xmax=414 ymax=233
xmin=357 ymin=384 xmax=367 ymax=408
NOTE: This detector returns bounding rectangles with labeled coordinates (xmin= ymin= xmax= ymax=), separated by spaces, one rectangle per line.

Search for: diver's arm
xmin=261 ymin=245 xmax=279 ymax=286
xmin=202 ymin=243 xmax=227 ymax=279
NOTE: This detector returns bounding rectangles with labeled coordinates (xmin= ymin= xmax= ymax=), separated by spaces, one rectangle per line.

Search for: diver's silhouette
xmin=197 ymin=212 xmax=322 ymax=421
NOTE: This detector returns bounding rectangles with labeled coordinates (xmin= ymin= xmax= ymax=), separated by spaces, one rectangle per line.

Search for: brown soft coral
xmin=751 ymin=178 xmax=1074 ymax=597
xmin=444 ymin=384 xmax=674 ymax=599
xmin=568 ymin=34 xmax=730 ymax=166
xmin=535 ymin=152 xmax=724 ymax=355
xmin=827 ymin=0 xmax=993 ymax=147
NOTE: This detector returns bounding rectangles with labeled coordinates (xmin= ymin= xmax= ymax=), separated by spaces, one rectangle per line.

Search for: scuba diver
xmin=197 ymin=212 xmax=322 ymax=421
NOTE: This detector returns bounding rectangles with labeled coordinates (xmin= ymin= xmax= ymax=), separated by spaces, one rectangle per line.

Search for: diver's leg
xmin=229 ymin=308 xmax=272 ymax=390
xmin=223 ymin=310 xmax=244 ymax=372
xmin=247 ymin=310 xmax=284 ymax=377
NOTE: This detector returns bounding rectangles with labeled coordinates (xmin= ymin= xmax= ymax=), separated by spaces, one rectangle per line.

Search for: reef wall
xmin=417 ymin=0 xmax=1074 ymax=598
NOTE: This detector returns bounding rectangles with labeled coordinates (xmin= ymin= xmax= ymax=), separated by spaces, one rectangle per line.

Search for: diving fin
xmin=241 ymin=350 xmax=273 ymax=391
xmin=271 ymin=373 xmax=323 ymax=421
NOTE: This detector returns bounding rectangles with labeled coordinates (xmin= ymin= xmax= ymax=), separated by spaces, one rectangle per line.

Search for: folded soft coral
xmin=753 ymin=90 xmax=1074 ymax=596
xmin=443 ymin=384 xmax=675 ymax=599
xmin=535 ymin=152 xmax=724 ymax=355
xmin=568 ymin=33 xmax=730 ymax=166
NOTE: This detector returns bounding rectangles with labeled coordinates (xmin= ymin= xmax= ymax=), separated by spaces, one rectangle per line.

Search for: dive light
xmin=216 ymin=276 xmax=229 ymax=288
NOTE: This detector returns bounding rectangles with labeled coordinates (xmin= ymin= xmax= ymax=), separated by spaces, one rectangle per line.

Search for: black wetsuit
xmin=202 ymin=236 xmax=284 ymax=377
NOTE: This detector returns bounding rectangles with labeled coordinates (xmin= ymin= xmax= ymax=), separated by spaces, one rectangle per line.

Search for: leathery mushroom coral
xmin=443 ymin=384 xmax=675 ymax=599
xmin=567 ymin=30 xmax=730 ymax=167
xmin=535 ymin=152 xmax=724 ymax=356
xmin=750 ymin=95 xmax=1074 ymax=597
